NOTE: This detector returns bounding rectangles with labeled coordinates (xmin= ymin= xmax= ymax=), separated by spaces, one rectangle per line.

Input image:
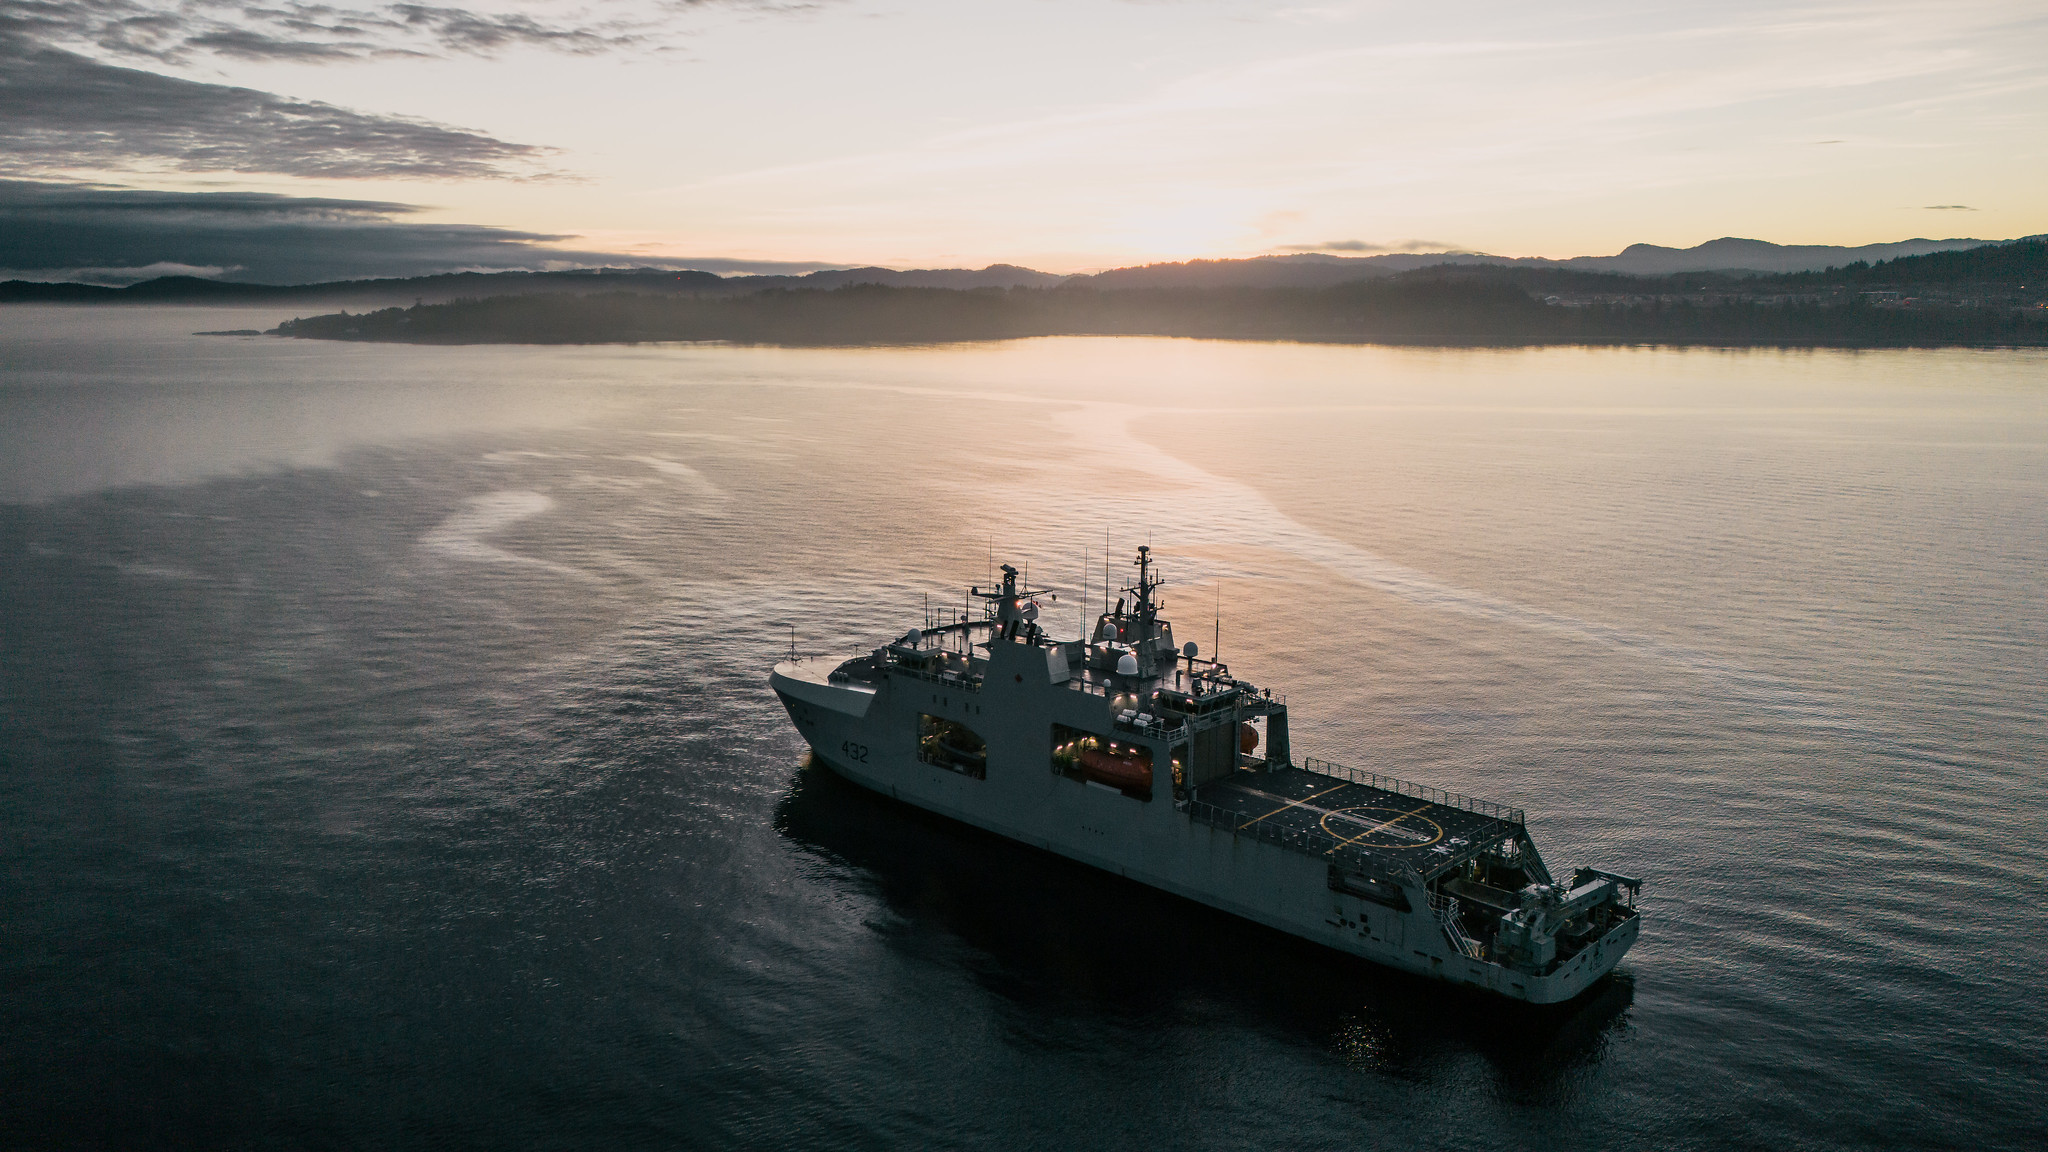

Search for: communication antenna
xmin=789 ymin=624 xmax=798 ymax=662
xmin=1213 ymin=582 xmax=1221 ymax=665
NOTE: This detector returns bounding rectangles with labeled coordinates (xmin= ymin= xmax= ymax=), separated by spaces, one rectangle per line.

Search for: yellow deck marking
xmin=1323 ymin=802 xmax=1439 ymax=853
xmin=1317 ymin=806 xmax=1443 ymax=847
xmin=1236 ymin=782 xmax=1352 ymax=830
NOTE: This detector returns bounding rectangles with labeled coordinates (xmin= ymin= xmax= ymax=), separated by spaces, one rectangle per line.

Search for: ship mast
xmin=1130 ymin=546 xmax=1164 ymax=675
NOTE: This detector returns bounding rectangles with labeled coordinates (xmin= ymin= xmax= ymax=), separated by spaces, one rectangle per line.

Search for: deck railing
xmin=887 ymin=662 xmax=984 ymax=692
xmin=1302 ymin=756 xmax=1525 ymax=827
xmin=1066 ymin=668 xmax=1285 ymax=709
xmin=1430 ymin=891 xmax=1486 ymax=960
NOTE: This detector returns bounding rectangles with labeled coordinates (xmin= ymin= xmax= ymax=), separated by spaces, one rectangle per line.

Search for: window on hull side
xmin=1051 ymin=722 xmax=1152 ymax=801
xmin=918 ymin=714 xmax=987 ymax=779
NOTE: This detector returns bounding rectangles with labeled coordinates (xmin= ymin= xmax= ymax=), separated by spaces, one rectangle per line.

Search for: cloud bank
xmin=4 ymin=0 xmax=673 ymax=65
xmin=0 ymin=179 xmax=868 ymax=282
xmin=0 ymin=2 xmax=822 ymax=181
xmin=0 ymin=27 xmax=559 ymax=178
xmin=8 ymin=1 xmax=834 ymax=66
xmin=1281 ymin=239 xmax=1463 ymax=254
xmin=0 ymin=179 xmax=600 ymax=281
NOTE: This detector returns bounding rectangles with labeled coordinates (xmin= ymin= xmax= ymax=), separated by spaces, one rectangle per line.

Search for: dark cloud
xmin=1281 ymin=239 xmax=1461 ymax=253
xmin=0 ymin=1 xmax=831 ymax=179
xmin=1921 ymin=204 xmax=1977 ymax=211
xmin=1 ymin=0 xmax=798 ymax=66
xmin=385 ymin=5 xmax=636 ymax=56
xmin=0 ymin=179 xmax=847 ymax=283
xmin=0 ymin=178 xmax=594 ymax=282
xmin=180 ymin=26 xmax=379 ymax=62
xmin=0 ymin=34 xmax=559 ymax=178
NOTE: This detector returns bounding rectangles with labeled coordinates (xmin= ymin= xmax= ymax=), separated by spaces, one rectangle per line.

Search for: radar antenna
xmin=971 ymin=562 xmax=1059 ymax=642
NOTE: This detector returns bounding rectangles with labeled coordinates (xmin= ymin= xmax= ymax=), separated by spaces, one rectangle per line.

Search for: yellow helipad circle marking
xmin=1319 ymin=805 xmax=1444 ymax=849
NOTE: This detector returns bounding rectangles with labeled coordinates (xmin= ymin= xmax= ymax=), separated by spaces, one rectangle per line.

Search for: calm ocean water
xmin=2 ymin=306 xmax=2043 ymax=1150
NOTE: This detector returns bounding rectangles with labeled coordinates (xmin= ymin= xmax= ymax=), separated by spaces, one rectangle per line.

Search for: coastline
xmin=257 ymin=285 xmax=2048 ymax=351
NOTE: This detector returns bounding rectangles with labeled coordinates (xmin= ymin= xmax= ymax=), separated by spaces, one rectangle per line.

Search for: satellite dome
xmin=1116 ymin=651 xmax=1139 ymax=675
xmin=901 ymin=629 xmax=922 ymax=646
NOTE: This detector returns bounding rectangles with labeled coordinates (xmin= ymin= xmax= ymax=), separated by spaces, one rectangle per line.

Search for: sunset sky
xmin=4 ymin=0 xmax=2045 ymax=279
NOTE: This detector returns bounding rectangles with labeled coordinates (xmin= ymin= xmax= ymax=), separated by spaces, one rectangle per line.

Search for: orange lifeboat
xmin=1079 ymin=746 xmax=1152 ymax=791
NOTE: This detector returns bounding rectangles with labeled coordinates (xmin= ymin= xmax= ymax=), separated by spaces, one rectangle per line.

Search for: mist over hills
xmin=1072 ymin=253 xmax=1486 ymax=289
xmin=0 ymin=262 xmax=1066 ymax=306
xmin=6 ymin=234 xmax=2033 ymax=306
xmin=787 ymin=264 xmax=1066 ymax=290
xmin=255 ymin=239 xmax=2048 ymax=350
xmin=1558 ymin=236 xmax=2010 ymax=275
xmin=1076 ymin=236 xmax=2017 ymax=288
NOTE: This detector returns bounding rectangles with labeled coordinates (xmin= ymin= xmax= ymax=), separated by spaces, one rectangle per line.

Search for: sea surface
xmin=2 ymin=306 xmax=2044 ymax=1151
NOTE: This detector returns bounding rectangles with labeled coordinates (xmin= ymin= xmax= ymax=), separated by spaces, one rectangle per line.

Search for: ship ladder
xmin=1430 ymin=892 xmax=1484 ymax=961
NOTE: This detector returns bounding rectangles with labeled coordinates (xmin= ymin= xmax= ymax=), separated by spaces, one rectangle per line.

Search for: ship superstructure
xmin=770 ymin=548 xmax=1640 ymax=1002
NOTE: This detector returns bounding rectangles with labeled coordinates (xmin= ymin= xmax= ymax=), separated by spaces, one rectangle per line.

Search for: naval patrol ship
xmin=771 ymin=548 xmax=1641 ymax=1003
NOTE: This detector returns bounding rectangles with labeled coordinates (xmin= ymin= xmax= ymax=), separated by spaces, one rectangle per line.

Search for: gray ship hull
xmin=772 ymin=645 xmax=1638 ymax=1005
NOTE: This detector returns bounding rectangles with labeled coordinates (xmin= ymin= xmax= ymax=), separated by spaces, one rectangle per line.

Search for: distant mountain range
xmin=1070 ymin=236 xmax=2025 ymax=288
xmin=774 ymin=263 xmax=1067 ymax=290
xmin=0 ymin=263 xmax=1068 ymax=305
xmin=1559 ymin=236 xmax=2010 ymax=275
xmin=3 ymin=236 xmax=2041 ymax=304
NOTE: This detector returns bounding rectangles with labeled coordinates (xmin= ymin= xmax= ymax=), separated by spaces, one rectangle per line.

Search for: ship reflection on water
xmin=772 ymin=758 xmax=1634 ymax=1091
